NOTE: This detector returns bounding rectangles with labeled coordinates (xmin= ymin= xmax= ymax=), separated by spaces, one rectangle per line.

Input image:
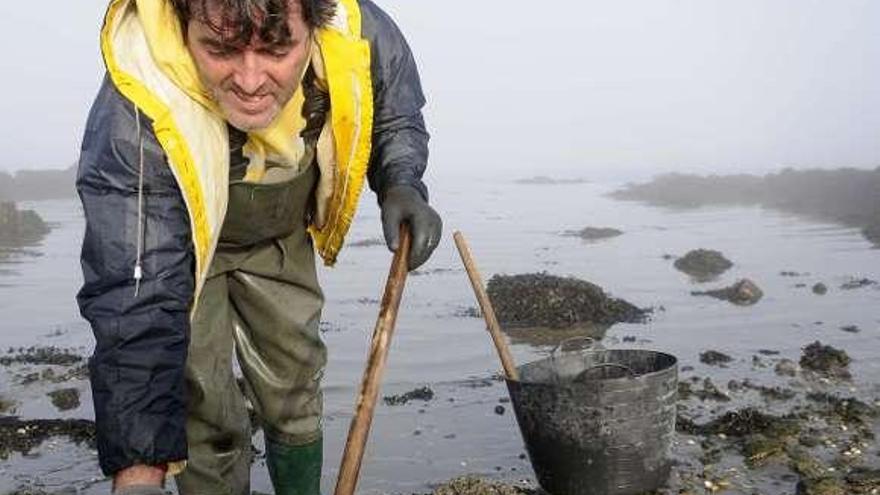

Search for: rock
xmin=700 ymin=350 xmax=733 ymax=366
xmin=796 ymin=477 xmax=848 ymax=495
xmin=840 ymin=325 xmax=861 ymax=334
xmin=730 ymin=380 xmax=797 ymax=401
xmin=318 ymin=321 xmax=343 ymax=334
xmin=486 ymin=273 xmax=648 ymax=330
xmin=692 ymin=278 xmax=763 ymax=306
xmin=562 ymin=226 xmax=623 ymax=241
xmin=47 ymin=388 xmax=80 ymax=412
xmin=494 ymin=405 xmax=506 ymax=415
xmin=845 ymin=468 xmax=880 ymax=493
xmin=0 ymin=396 xmax=15 ymax=414
xmin=0 ymin=202 xmax=51 ymax=247
xmin=787 ymin=446 xmax=828 ymax=479
xmin=383 ymin=386 xmax=434 ymax=406
xmin=743 ymin=434 xmax=788 ymax=467
xmin=674 ymin=249 xmax=733 ymax=280
xmin=453 ymin=306 xmax=482 ymax=318
xmin=812 ymin=282 xmax=828 ymax=295
xmin=0 ymin=346 xmax=83 ymax=367
xmin=775 ymin=359 xmax=798 ymax=377
xmin=840 ymin=278 xmax=878 ymax=290
xmin=805 ymin=393 xmax=879 ymax=426
xmin=799 ymin=342 xmax=851 ymax=379
xmin=679 ymin=377 xmax=730 ymax=402
xmin=677 ymin=408 xmax=800 ymax=438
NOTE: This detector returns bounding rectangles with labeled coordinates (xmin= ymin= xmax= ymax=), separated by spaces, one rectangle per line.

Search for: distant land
xmin=514 ymin=175 xmax=590 ymax=185
xmin=0 ymin=202 xmax=51 ymax=249
xmin=0 ymin=165 xmax=76 ymax=202
xmin=611 ymin=167 xmax=880 ymax=247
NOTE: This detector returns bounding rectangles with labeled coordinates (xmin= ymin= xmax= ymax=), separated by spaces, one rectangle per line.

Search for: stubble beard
xmin=213 ymin=85 xmax=290 ymax=132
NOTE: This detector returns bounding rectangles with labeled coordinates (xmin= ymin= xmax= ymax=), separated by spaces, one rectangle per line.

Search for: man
xmin=76 ymin=0 xmax=441 ymax=493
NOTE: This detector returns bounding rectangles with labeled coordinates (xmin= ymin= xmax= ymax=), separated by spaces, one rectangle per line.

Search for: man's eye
xmin=204 ymin=44 xmax=236 ymax=57
xmin=262 ymin=47 xmax=291 ymax=58
xmin=209 ymin=48 xmax=234 ymax=57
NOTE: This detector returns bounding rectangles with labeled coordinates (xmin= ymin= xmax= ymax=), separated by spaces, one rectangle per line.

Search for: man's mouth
xmin=229 ymin=91 xmax=272 ymax=114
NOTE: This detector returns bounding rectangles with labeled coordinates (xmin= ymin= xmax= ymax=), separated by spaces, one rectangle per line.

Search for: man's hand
xmin=380 ymin=185 xmax=442 ymax=270
xmin=113 ymin=464 xmax=166 ymax=494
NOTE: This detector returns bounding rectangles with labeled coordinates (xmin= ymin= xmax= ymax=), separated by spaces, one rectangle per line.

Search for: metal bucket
xmin=506 ymin=341 xmax=678 ymax=495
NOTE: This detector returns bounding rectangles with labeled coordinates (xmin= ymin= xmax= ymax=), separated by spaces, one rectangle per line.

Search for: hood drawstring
xmin=133 ymin=102 xmax=145 ymax=297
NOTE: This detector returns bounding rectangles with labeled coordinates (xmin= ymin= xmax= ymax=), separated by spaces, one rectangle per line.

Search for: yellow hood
xmin=100 ymin=0 xmax=374 ymax=289
xmin=135 ymin=0 xmax=309 ymax=180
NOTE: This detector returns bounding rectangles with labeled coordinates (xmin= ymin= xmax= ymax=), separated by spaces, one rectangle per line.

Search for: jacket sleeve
xmin=76 ymin=76 xmax=194 ymax=476
xmin=360 ymin=0 xmax=431 ymax=203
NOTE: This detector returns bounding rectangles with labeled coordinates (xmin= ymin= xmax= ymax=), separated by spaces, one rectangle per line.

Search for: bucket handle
xmin=575 ymin=362 xmax=637 ymax=382
xmin=550 ymin=337 xmax=611 ymax=386
xmin=550 ymin=336 xmax=604 ymax=359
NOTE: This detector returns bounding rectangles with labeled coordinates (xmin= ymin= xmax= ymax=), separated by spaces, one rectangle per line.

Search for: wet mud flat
xmin=3 ymin=193 xmax=880 ymax=494
xmin=3 ymin=268 xmax=879 ymax=495
xmin=2 ymin=355 xmax=879 ymax=493
xmin=413 ymin=348 xmax=880 ymax=495
xmin=0 ymin=346 xmax=93 ymax=488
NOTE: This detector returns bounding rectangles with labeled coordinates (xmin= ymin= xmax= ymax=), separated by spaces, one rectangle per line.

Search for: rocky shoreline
xmin=2 ymin=318 xmax=879 ymax=494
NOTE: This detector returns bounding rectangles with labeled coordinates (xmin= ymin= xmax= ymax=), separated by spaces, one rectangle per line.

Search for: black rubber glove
xmin=380 ymin=185 xmax=442 ymax=270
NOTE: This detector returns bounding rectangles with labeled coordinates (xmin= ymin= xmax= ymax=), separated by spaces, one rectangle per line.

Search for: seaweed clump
xmin=432 ymin=476 xmax=536 ymax=495
xmin=799 ymin=342 xmax=851 ymax=380
xmin=673 ymin=249 xmax=733 ymax=280
xmin=562 ymin=226 xmax=623 ymax=241
xmin=0 ymin=346 xmax=83 ymax=367
xmin=486 ymin=273 xmax=648 ymax=330
xmin=384 ymin=386 xmax=435 ymax=406
xmin=0 ymin=417 xmax=96 ymax=459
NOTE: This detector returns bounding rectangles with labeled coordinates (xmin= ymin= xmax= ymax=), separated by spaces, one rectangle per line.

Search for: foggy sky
xmin=2 ymin=0 xmax=878 ymax=180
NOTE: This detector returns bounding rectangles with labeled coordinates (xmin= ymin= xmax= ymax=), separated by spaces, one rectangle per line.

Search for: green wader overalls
xmin=175 ymin=150 xmax=326 ymax=495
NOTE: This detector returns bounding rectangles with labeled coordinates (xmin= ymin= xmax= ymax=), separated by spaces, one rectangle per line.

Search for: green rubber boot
xmin=266 ymin=436 xmax=323 ymax=495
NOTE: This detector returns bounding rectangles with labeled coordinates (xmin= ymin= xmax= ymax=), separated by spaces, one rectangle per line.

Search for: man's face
xmin=186 ymin=1 xmax=311 ymax=131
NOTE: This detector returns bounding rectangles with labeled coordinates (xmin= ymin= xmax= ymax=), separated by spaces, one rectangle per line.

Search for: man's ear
xmin=180 ymin=22 xmax=190 ymax=44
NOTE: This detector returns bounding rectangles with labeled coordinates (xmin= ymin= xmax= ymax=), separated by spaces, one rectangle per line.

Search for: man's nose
xmin=233 ymin=51 xmax=268 ymax=94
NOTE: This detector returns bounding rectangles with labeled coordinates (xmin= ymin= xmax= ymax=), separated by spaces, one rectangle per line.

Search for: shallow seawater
xmin=1 ymin=178 xmax=878 ymax=494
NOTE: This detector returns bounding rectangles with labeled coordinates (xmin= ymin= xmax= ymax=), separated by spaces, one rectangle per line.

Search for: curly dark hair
xmin=171 ymin=0 xmax=336 ymax=46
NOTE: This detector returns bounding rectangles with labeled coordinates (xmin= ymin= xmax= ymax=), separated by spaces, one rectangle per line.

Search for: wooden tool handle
xmin=453 ymin=231 xmax=519 ymax=381
xmin=334 ymin=224 xmax=412 ymax=495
